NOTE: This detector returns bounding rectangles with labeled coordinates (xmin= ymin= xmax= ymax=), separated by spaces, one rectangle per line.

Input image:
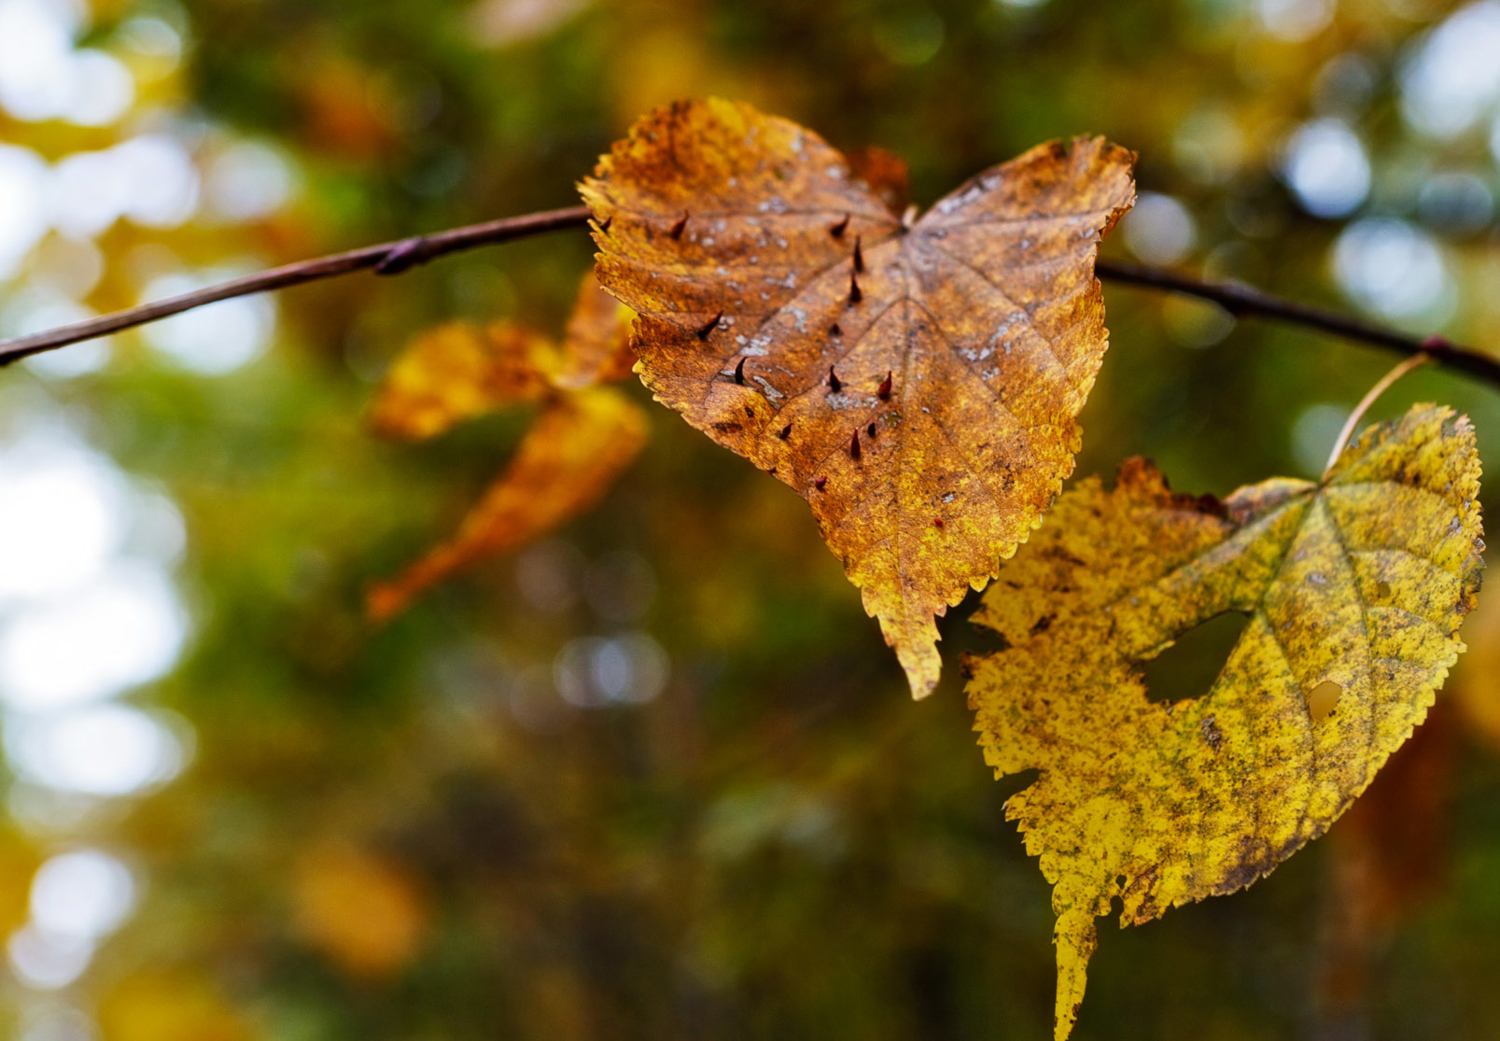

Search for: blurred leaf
xmin=583 ymin=97 xmax=1135 ymax=697
xmin=0 ymin=830 xmax=40 ymax=938
xmin=549 ymin=273 xmax=638 ymax=391
xmin=965 ymin=405 xmax=1484 ymax=1039
xmin=292 ymin=843 xmax=430 ymax=979
xmin=368 ymin=387 xmax=648 ymax=620
xmin=367 ymin=270 xmax=645 ymax=619
xmin=1317 ymin=704 xmax=1456 ymax=1030
xmin=843 ymin=145 xmax=912 ymax=217
xmin=368 ymin=322 xmax=555 ymax=441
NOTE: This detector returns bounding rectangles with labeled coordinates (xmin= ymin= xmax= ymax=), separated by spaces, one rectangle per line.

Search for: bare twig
xmin=2 ymin=208 xmax=1497 ymax=395
xmin=1095 ymin=259 xmax=1500 ymax=386
xmin=0 ymin=205 xmax=593 ymax=366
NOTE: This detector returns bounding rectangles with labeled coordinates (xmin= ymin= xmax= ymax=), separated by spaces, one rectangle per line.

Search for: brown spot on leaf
xmin=1200 ymin=713 xmax=1223 ymax=752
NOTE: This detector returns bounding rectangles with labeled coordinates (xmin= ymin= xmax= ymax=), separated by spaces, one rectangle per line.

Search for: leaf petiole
xmin=1324 ymin=352 xmax=1431 ymax=476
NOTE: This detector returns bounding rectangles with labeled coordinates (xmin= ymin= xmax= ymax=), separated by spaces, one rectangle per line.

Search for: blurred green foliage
xmin=5 ymin=0 xmax=1500 ymax=1038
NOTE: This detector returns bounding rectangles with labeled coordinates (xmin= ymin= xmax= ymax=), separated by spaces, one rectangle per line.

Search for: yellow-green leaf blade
xmin=965 ymin=404 xmax=1483 ymax=1040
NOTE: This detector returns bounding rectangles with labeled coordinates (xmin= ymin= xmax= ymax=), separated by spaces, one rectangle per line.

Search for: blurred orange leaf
xmin=369 ymin=322 xmax=554 ymax=441
xmin=583 ymin=98 xmax=1135 ymax=697
xmin=843 ymin=144 xmax=912 ymax=217
xmin=368 ymin=272 xmax=646 ymax=619
xmin=550 ymin=272 xmax=638 ymax=390
xmin=1450 ymin=563 xmax=1500 ymax=750
xmin=369 ymin=387 xmax=648 ymax=620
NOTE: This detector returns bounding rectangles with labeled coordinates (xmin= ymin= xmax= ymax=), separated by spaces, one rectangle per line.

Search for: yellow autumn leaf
xmin=964 ymin=404 xmax=1484 ymax=1040
xmin=368 ymin=387 xmax=648 ymax=621
xmin=582 ymin=97 xmax=1135 ymax=698
xmin=368 ymin=321 xmax=554 ymax=440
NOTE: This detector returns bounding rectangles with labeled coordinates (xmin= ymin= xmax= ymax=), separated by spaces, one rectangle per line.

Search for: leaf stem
xmin=1 ymin=207 xmax=1495 ymax=397
xmin=1323 ymin=352 xmax=1431 ymax=475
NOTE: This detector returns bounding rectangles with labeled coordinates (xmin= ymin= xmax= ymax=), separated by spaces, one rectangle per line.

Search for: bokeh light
xmin=1332 ymin=218 xmax=1452 ymax=320
xmin=1281 ymin=118 xmax=1371 ymax=219
xmin=1122 ymin=192 xmax=1196 ymax=266
xmin=5 ymin=705 xmax=187 ymax=797
xmin=140 ymin=268 xmax=276 ymax=374
xmin=1399 ymin=0 xmax=1500 ymax=138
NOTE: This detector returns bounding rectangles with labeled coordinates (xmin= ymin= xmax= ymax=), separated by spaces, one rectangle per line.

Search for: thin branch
xmin=1325 ymin=352 xmax=1430 ymax=474
xmin=1095 ymin=259 xmax=1500 ymax=386
xmin=2 ymin=207 xmax=1497 ymax=395
xmin=0 ymin=205 xmax=593 ymax=366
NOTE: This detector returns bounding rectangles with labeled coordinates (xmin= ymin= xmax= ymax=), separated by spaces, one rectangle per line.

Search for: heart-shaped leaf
xmin=582 ymin=98 xmax=1134 ymax=697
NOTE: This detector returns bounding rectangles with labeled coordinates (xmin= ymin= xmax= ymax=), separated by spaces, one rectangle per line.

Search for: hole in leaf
xmin=1139 ymin=611 xmax=1250 ymax=703
xmin=1307 ymin=679 xmax=1341 ymax=722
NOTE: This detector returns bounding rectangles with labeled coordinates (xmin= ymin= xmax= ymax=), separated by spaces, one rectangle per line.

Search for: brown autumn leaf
xmin=367 ymin=272 xmax=646 ymax=620
xmin=964 ymin=404 xmax=1484 ymax=1039
xmin=582 ymin=98 xmax=1135 ymax=697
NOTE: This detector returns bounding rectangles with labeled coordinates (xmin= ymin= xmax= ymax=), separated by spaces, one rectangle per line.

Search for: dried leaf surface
xmin=368 ymin=388 xmax=648 ymax=621
xmin=582 ymin=98 xmax=1135 ymax=697
xmin=964 ymin=404 xmax=1484 ymax=1039
xmin=369 ymin=322 xmax=553 ymax=440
